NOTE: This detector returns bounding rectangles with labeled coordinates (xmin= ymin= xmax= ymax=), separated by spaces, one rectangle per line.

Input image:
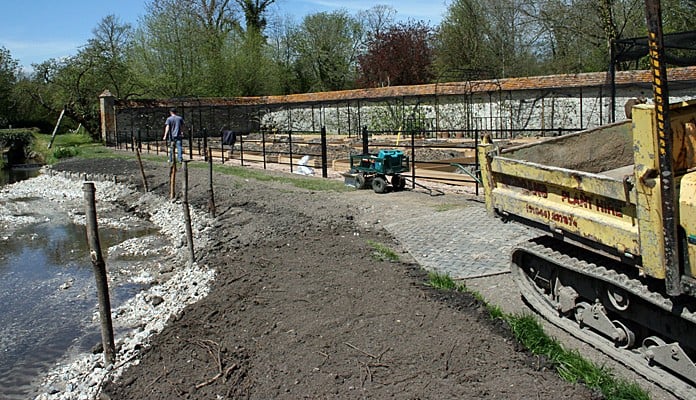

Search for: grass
xmin=32 ymin=133 xmax=352 ymax=193
xmin=189 ymin=161 xmax=352 ymax=192
xmin=367 ymin=240 xmax=400 ymax=262
xmin=426 ymin=271 xmax=650 ymax=400
xmin=32 ymin=132 xmax=127 ymax=164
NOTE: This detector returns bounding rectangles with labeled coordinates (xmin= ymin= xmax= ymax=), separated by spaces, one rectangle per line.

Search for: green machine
xmin=347 ymin=149 xmax=409 ymax=193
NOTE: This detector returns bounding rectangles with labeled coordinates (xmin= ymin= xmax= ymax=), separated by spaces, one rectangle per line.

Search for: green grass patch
xmin=367 ymin=240 xmax=400 ymax=262
xmin=32 ymin=136 xmax=352 ymax=193
xmin=190 ymin=162 xmax=351 ymax=192
xmin=426 ymin=271 xmax=649 ymax=400
xmin=427 ymin=271 xmax=461 ymax=291
xmin=31 ymin=132 xmax=120 ymax=164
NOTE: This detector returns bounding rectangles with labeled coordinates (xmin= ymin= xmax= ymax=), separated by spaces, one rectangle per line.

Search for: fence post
xmin=362 ymin=126 xmax=369 ymax=155
xmin=203 ymin=127 xmax=208 ymax=161
xmin=288 ymin=130 xmax=294 ymax=174
xmin=133 ymin=137 xmax=149 ymax=192
xmin=220 ymin=129 xmax=225 ymax=164
xmin=82 ymin=182 xmax=116 ymax=366
xmin=188 ymin=127 xmax=193 ymax=160
xmin=182 ymin=161 xmax=195 ymax=263
xmin=262 ymin=129 xmax=267 ymax=170
xmin=320 ymin=126 xmax=328 ymax=178
xmin=410 ymin=125 xmax=416 ymax=189
xmin=474 ymin=129 xmax=479 ymax=197
xmin=239 ymin=135 xmax=245 ymax=166
xmin=169 ymin=162 xmax=177 ymax=199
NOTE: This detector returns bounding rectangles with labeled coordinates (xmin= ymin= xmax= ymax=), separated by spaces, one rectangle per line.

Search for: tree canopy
xmin=4 ymin=0 xmax=695 ymax=134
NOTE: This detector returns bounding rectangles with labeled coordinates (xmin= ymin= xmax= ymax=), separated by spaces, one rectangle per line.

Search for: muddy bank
xmin=27 ymin=157 xmax=594 ymax=399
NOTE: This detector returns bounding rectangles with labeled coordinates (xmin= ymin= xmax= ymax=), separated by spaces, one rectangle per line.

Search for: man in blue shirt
xmin=163 ymin=108 xmax=185 ymax=163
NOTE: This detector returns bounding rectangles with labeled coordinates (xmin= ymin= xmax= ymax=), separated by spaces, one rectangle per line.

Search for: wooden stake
xmin=82 ymin=182 xmax=116 ymax=365
xmin=134 ymin=138 xmax=149 ymax=192
xmin=207 ymin=149 xmax=216 ymax=217
xmin=169 ymin=162 xmax=177 ymax=199
xmin=182 ymin=161 xmax=195 ymax=263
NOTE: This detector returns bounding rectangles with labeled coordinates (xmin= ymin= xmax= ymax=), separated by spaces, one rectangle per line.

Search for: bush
xmin=53 ymin=146 xmax=79 ymax=159
xmin=0 ymin=129 xmax=36 ymax=164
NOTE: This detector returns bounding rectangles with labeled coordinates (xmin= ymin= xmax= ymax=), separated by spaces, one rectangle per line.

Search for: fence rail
xmin=112 ymin=125 xmax=578 ymax=195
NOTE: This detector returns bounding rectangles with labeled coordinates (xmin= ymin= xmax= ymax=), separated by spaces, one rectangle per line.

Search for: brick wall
xmin=107 ymin=67 xmax=696 ymax=142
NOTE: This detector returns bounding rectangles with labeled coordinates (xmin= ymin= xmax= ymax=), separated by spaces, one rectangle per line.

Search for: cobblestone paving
xmin=382 ymin=202 xmax=535 ymax=279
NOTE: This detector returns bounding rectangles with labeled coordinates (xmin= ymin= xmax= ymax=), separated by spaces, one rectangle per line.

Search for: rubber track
xmin=512 ymin=236 xmax=696 ymax=400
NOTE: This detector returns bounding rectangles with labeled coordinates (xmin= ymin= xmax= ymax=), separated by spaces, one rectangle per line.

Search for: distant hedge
xmin=0 ymin=129 xmax=37 ymax=166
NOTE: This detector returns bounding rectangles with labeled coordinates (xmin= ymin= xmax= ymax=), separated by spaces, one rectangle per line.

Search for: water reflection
xmin=0 ymin=166 xmax=41 ymax=187
xmin=0 ymin=210 xmax=159 ymax=399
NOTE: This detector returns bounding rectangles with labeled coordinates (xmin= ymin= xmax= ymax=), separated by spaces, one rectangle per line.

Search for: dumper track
xmin=512 ymin=235 xmax=696 ymax=400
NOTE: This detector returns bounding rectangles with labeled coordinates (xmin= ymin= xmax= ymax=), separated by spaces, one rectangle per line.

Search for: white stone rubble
xmin=0 ymin=168 xmax=216 ymax=400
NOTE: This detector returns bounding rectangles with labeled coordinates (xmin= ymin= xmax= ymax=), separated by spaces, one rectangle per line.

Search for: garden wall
xmin=101 ymin=67 xmax=696 ymax=144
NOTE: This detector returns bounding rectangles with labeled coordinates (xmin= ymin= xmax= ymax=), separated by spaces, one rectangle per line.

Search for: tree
xmin=235 ymin=0 xmax=276 ymax=33
xmin=434 ymin=0 xmax=544 ymax=80
xmin=433 ymin=0 xmax=496 ymax=81
xmin=529 ymin=0 xmax=646 ymax=74
xmin=265 ymin=14 xmax=301 ymax=94
xmin=131 ymin=0 xmax=240 ymax=97
xmin=357 ymin=22 xmax=434 ymax=87
xmin=0 ymin=47 xmax=19 ymax=127
xmin=358 ymin=5 xmax=396 ymax=39
xmin=291 ymin=11 xmax=363 ymax=92
xmin=25 ymin=15 xmax=137 ymax=138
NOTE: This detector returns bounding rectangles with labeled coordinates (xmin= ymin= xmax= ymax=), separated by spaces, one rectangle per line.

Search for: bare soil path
xmin=52 ymin=157 xmax=595 ymax=399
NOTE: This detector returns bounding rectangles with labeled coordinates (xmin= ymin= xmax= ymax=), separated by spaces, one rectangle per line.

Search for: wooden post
xmin=182 ymin=161 xmax=195 ymax=263
xmin=133 ymin=138 xmax=149 ymax=192
xmin=207 ymin=148 xmax=216 ymax=217
xmin=47 ymin=108 xmax=66 ymax=149
xmin=169 ymin=162 xmax=177 ymax=199
xmin=82 ymin=182 xmax=116 ymax=365
xmin=320 ymin=126 xmax=328 ymax=178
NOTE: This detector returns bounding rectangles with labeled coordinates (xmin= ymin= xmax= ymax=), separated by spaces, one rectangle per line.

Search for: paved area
xmin=376 ymin=191 xmax=678 ymax=400
xmin=383 ymin=204 xmax=534 ymax=279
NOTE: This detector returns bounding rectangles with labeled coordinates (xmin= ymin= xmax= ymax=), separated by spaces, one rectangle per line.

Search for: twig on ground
xmin=377 ymin=347 xmax=391 ymax=361
xmin=315 ymin=351 xmax=329 ymax=367
xmin=195 ymin=364 xmax=238 ymax=389
xmin=386 ymin=373 xmax=420 ymax=386
xmin=344 ymin=342 xmax=377 ymax=359
xmin=445 ymin=340 xmax=458 ymax=371
xmin=416 ymin=312 xmax=426 ymax=327
xmin=94 ymin=352 xmax=142 ymax=399
xmin=146 ymin=373 xmax=163 ymax=389
xmin=230 ymin=272 xmax=250 ymax=283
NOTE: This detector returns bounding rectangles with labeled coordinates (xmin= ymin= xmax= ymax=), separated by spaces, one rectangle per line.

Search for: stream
xmin=0 ymin=169 xmax=163 ymax=399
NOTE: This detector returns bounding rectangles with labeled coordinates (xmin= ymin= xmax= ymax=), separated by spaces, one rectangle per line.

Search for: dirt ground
xmin=51 ymin=156 xmax=597 ymax=400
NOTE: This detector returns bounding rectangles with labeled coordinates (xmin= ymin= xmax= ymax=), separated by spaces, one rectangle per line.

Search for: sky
xmin=0 ymin=0 xmax=448 ymax=72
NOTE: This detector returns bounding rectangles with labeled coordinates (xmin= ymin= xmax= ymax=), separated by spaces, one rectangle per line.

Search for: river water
xmin=0 ymin=168 xmax=160 ymax=399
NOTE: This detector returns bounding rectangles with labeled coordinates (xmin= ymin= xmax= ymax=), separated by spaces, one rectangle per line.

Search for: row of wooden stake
xmin=83 ymin=145 xmax=216 ymax=365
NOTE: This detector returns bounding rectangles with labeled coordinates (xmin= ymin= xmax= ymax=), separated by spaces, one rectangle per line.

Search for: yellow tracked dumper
xmin=479 ymin=100 xmax=696 ymax=398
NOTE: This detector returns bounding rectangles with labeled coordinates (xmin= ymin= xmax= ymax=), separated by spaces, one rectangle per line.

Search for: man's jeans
xmin=169 ymin=138 xmax=183 ymax=163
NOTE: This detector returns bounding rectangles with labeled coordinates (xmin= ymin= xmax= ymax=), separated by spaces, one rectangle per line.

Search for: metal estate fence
xmin=114 ymin=125 xmax=581 ymax=196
